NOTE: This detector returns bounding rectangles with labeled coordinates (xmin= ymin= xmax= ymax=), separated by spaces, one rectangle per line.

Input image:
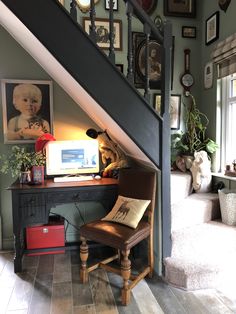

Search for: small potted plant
xmin=0 ymin=145 xmax=46 ymax=184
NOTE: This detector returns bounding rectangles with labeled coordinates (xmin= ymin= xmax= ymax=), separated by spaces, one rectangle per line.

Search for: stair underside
xmin=164 ymin=221 xmax=236 ymax=290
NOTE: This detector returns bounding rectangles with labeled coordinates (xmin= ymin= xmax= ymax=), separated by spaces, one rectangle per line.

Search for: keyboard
xmin=53 ymin=175 xmax=94 ymax=183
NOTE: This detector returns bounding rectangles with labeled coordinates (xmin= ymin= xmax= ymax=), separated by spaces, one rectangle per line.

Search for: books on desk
xmin=53 ymin=175 xmax=94 ymax=183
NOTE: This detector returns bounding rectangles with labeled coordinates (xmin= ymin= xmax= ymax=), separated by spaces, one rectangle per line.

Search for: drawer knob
xmin=73 ymin=193 xmax=80 ymax=200
xmin=43 ymin=228 xmax=48 ymax=233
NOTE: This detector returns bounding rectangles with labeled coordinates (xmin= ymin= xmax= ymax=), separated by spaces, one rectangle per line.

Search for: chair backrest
xmin=118 ymin=168 xmax=156 ymax=223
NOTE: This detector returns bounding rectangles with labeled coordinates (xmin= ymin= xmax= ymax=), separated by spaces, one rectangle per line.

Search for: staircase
xmin=165 ymin=171 xmax=236 ymax=290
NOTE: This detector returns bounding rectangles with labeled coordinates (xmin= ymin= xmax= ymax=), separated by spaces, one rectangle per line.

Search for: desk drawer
xmin=20 ymin=194 xmax=46 ymax=226
xmin=47 ymin=189 xmax=115 ymax=203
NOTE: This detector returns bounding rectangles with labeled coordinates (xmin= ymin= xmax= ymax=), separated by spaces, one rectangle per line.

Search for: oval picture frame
xmin=136 ymin=39 xmax=162 ymax=89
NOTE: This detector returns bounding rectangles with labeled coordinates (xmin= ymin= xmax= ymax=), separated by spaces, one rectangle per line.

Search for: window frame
xmin=218 ymin=73 xmax=236 ymax=171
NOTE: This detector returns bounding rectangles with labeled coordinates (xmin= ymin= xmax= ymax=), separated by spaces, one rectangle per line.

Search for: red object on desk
xmin=26 ymin=218 xmax=65 ymax=256
xmin=31 ymin=165 xmax=45 ymax=184
xmin=35 ymin=133 xmax=56 ymax=152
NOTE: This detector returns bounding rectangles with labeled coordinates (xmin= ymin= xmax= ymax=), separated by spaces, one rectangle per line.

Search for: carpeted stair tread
xmin=171 ymin=193 xmax=220 ymax=231
xmin=171 ymin=171 xmax=193 ymax=205
xmin=171 ymin=221 xmax=236 ymax=262
xmin=165 ymin=221 xmax=236 ymax=290
xmin=164 ymin=256 xmax=236 ymax=290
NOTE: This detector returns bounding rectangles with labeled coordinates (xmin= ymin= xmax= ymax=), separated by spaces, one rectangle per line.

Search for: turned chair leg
xmin=121 ymin=249 xmax=131 ymax=305
xmin=80 ymin=236 xmax=88 ymax=283
xmin=148 ymin=234 xmax=154 ymax=278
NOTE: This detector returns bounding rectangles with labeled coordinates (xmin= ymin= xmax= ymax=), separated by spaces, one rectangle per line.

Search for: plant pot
xmin=19 ymin=171 xmax=31 ymax=184
xmin=31 ymin=166 xmax=45 ymax=184
xmin=182 ymin=155 xmax=194 ymax=169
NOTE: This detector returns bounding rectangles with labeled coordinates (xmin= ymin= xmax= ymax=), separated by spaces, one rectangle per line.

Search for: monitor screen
xmin=46 ymin=140 xmax=99 ymax=176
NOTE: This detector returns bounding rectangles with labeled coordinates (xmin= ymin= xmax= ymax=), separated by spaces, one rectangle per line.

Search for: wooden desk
xmin=8 ymin=178 xmax=118 ymax=273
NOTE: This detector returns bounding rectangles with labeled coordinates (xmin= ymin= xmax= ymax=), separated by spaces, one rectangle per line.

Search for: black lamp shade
xmin=86 ymin=128 xmax=111 ymax=141
xmin=86 ymin=128 xmax=99 ymax=139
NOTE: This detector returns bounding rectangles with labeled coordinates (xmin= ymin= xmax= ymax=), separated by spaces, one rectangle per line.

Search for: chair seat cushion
xmin=80 ymin=220 xmax=151 ymax=250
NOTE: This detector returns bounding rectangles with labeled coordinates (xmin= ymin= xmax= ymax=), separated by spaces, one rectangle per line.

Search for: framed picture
xmin=31 ymin=166 xmax=45 ymax=184
xmin=83 ymin=18 xmax=122 ymax=50
xmin=136 ymin=0 xmax=158 ymax=15
xmin=164 ymin=0 xmax=196 ymax=18
xmin=204 ymin=62 xmax=213 ymax=89
xmin=1 ymin=79 xmax=53 ymax=144
xmin=153 ymin=94 xmax=162 ymax=114
xmin=182 ymin=26 xmax=196 ymax=38
xmin=132 ymin=32 xmax=174 ymax=90
xmin=132 ymin=32 xmax=162 ymax=89
xmin=170 ymin=94 xmax=181 ymax=130
xmin=116 ymin=64 xmax=124 ymax=73
xmin=105 ymin=0 xmax=118 ymax=11
xmin=205 ymin=11 xmax=219 ymax=46
xmin=153 ymin=93 xmax=181 ymax=130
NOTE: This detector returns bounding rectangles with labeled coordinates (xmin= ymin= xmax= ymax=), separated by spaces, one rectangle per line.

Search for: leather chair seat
xmin=80 ymin=220 xmax=151 ymax=251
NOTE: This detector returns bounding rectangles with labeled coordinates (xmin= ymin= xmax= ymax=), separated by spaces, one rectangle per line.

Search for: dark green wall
xmin=0 ymin=24 xmax=98 ymax=248
xmin=200 ymin=1 xmax=236 ymax=142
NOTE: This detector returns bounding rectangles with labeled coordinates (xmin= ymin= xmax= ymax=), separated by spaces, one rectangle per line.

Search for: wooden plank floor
xmin=0 ymin=250 xmax=235 ymax=314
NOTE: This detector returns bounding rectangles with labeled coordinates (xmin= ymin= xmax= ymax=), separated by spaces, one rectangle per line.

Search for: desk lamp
xmin=86 ymin=128 xmax=128 ymax=177
xmin=86 ymin=128 xmax=111 ymax=140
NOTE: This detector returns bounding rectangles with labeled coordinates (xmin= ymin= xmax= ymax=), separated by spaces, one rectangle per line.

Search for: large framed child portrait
xmin=1 ymin=79 xmax=53 ymax=144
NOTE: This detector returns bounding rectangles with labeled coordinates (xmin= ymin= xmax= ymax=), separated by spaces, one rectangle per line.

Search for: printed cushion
xmin=102 ymin=195 xmax=151 ymax=229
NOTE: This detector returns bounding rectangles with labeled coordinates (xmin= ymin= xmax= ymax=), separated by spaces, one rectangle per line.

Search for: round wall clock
xmin=180 ymin=49 xmax=194 ymax=94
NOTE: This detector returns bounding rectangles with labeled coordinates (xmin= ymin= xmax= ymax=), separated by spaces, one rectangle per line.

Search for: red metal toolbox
xmin=26 ymin=217 xmax=65 ymax=256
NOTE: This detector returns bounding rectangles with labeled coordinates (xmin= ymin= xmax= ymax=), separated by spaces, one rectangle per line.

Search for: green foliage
xmin=171 ymin=94 xmax=219 ymax=159
xmin=0 ymin=146 xmax=46 ymax=178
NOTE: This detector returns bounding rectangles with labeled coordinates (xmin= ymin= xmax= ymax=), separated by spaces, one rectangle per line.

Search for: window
xmin=218 ymin=73 xmax=236 ymax=171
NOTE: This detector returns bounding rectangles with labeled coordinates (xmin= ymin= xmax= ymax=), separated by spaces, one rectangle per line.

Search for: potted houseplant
xmin=171 ymin=93 xmax=218 ymax=166
xmin=0 ymin=145 xmax=46 ymax=183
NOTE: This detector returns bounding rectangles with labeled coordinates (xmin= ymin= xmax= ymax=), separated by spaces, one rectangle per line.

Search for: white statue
xmin=190 ymin=150 xmax=212 ymax=193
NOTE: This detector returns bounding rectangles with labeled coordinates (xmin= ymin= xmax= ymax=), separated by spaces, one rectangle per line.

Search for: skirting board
xmin=2 ymin=236 xmax=14 ymax=250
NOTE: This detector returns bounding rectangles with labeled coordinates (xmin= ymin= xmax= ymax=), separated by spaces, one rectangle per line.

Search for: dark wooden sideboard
xmin=8 ymin=178 xmax=118 ymax=273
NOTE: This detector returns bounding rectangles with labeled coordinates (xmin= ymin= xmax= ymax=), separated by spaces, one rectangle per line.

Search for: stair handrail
xmin=66 ymin=0 xmax=169 ymax=101
xmin=124 ymin=0 xmax=163 ymax=44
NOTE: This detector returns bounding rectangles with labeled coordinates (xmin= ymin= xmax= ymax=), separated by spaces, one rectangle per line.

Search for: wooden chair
xmin=79 ymin=168 xmax=156 ymax=305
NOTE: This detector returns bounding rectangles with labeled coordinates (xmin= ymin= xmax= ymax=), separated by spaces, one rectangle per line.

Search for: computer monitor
xmin=46 ymin=140 xmax=99 ymax=176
